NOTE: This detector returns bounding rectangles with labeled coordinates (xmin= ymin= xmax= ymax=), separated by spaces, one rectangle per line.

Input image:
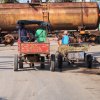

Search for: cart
xmin=14 ymin=20 xmax=54 ymax=71
xmin=57 ymin=43 xmax=93 ymax=68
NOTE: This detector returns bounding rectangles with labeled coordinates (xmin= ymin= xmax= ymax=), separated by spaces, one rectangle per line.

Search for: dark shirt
xmin=20 ymin=28 xmax=28 ymax=42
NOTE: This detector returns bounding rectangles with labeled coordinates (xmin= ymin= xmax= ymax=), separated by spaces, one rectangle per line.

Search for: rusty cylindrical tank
xmin=0 ymin=2 xmax=99 ymax=31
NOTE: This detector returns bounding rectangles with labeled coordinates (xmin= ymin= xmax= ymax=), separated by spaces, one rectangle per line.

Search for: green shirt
xmin=35 ymin=28 xmax=47 ymax=42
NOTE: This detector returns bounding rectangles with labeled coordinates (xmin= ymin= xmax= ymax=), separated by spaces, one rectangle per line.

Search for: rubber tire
xmin=50 ymin=54 xmax=55 ymax=72
xmin=57 ymin=54 xmax=63 ymax=71
xmin=29 ymin=63 xmax=34 ymax=68
xmin=14 ymin=54 xmax=18 ymax=71
xmin=51 ymin=54 xmax=55 ymax=61
xmin=40 ymin=56 xmax=45 ymax=69
xmin=84 ymin=53 xmax=86 ymax=61
xmin=19 ymin=60 xmax=23 ymax=69
xmin=50 ymin=61 xmax=55 ymax=72
xmin=68 ymin=61 xmax=71 ymax=65
xmin=86 ymin=54 xmax=92 ymax=68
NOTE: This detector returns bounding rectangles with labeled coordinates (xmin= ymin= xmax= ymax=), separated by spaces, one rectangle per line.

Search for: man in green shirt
xmin=35 ymin=26 xmax=47 ymax=43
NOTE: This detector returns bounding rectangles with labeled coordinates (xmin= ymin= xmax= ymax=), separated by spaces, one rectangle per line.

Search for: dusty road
xmin=0 ymin=43 xmax=100 ymax=100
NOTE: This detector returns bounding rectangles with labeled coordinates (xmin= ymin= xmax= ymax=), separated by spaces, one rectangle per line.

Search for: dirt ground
xmin=0 ymin=43 xmax=100 ymax=100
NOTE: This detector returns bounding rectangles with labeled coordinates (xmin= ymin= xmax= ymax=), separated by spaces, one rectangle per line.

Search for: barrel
xmin=0 ymin=2 xmax=99 ymax=31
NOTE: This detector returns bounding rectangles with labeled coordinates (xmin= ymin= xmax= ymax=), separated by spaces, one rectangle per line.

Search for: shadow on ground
xmin=0 ymin=97 xmax=7 ymax=100
xmin=67 ymin=60 xmax=100 ymax=75
xmin=0 ymin=60 xmax=13 ymax=70
xmin=0 ymin=56 xmax=13 ymax=58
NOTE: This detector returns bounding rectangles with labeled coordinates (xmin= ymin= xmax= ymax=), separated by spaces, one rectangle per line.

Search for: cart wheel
xmin=19 ymin=60 xmax=23 ymax=69
xmin=84 ymin=53 xmax=86 ymax=61
xmin=40 ymin=56 xmax=45 ymax=69
xmin=57 ymin=54 xmax=63 ymax=71
xmin=29 ymin=63 xmax=34 ymax=68
xmin=50 ymin=54 xmax=55 ymax=72
xmin=14 ymin=54 xmax=18 ymax=71
xmin=68 ymin=61 xmax=71 ymax=65
xmin=71 ymin=61 xmax=75 ymax=65
xmin=86 ymin=54 xmax=93 ymax=68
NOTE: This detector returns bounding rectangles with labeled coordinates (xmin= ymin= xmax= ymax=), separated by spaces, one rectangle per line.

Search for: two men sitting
xmin=19 ymin=25 xmax=47 ymax=43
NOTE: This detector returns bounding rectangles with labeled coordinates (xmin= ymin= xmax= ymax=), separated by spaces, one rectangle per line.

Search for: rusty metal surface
xmin=18 ymin=42 xmax=50 ymax=54
xmin=0 ymin=2 xmax=99 ymax=31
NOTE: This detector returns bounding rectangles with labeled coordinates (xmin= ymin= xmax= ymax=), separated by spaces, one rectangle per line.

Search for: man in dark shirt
xmin=19 ymin=26 xmax=28 ymax=42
